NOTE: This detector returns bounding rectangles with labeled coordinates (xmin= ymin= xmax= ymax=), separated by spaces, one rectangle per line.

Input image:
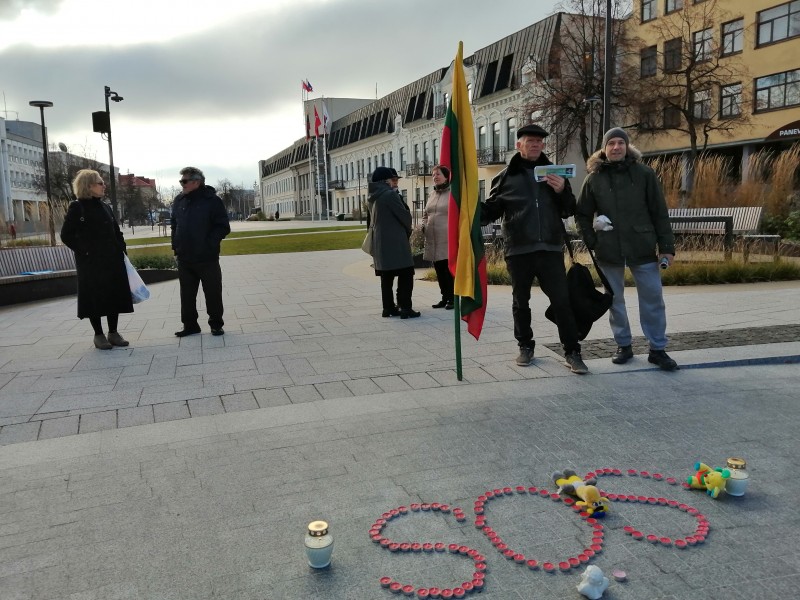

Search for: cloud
xmin=1 ymin=0 xmax=557 ymax=185
xmin=0 ymin=0 xmax=64 ymax=19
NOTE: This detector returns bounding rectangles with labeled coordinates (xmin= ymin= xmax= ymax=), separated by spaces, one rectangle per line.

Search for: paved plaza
xmin=0 ymin=245 xmax=799 ymax=599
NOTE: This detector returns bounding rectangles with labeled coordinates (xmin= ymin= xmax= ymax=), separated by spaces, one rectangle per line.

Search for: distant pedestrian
xmin=275 ymin=209 xmax=280 ymax=221
xmin=171 ymin=167 xmax=231 ymax=337
xmin=481 ymin=123 xmax=588 ymax=374
xmin=8 ymin=222 xmax=16 ymax=240
xmin=60 ymin=169 xmax=132 ymax=350
xmin=367 ymin=166 xmax=420 ymax=319
xmin=422 ymin=165 xmax=454 ymax=310
xmin=576 ymin=127 xmax=678 ymax=371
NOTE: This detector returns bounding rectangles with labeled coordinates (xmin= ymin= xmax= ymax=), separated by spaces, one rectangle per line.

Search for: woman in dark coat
xmin=366 ymin=167 xmax=420 ymax=319
xmin=61 ymin=169 xmax=133 ymax=349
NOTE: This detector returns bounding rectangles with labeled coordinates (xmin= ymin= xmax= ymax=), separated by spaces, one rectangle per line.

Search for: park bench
xmin=482 ymin=223 xmax=502 ymax=246
xmin=0 ymin=245 xmax=78 ymax=306
xmin=667 ymin=206 xmax=780 ymax=262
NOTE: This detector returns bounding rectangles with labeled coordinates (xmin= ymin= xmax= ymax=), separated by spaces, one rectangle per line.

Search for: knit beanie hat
xmin=602 ymin=127 xmax=629 ymax=148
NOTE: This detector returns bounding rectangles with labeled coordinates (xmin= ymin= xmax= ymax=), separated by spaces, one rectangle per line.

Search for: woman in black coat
xmin=61 ymin=169 xmax=133 ymax=349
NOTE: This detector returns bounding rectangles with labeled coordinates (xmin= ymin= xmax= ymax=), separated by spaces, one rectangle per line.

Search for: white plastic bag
xmin=123 ymin=254 xmax=150 ymax=303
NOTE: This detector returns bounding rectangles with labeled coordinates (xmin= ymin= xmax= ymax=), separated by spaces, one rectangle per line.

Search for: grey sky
xmin=2 ymin=0 xmax=561 ymax=189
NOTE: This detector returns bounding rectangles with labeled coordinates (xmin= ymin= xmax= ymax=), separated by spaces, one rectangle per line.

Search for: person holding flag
xmin=481 ymin=124 xmax=589 ymax=374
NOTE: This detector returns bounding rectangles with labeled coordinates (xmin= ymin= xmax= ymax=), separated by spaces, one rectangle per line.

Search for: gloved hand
xmin=593 ymin=215 xmax=614 ymax=232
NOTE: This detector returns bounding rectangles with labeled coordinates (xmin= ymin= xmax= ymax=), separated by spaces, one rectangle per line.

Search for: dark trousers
xmin=433 ymin=259 xmax=454 ymax=301
xmin=505 ymin=251 xmax=580 ymax=354
xmin=380 ymin=267 xmax=414 ymax=311
xmin=178 ymin=260 xmax=224 ymax=329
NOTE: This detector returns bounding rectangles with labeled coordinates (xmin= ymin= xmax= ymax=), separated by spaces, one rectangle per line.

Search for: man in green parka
xmin=576 ymin=128 xmax=678 ymax=371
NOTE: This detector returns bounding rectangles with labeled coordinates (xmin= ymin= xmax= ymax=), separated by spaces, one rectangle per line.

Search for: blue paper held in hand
xmin=533 ymin=164 xmax=576 ymax=182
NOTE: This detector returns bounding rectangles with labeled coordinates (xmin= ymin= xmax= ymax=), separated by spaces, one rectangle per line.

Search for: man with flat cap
xmin=481 ymin=123 xmax=589 ymax=374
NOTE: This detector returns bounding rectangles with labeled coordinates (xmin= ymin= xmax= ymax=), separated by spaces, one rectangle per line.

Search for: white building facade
xmin=0 ymin=118 xmax=47 ymax=225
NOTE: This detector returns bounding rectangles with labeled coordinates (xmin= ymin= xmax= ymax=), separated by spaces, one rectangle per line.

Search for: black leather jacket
xmin=481 ymin=152 xmax=576 ymax=256
xmin=171 ymin=185 xmax=231 ymax=263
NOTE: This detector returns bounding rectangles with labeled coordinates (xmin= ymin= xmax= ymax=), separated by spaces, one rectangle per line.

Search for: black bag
xmin=545 ymin=232 xmax=613 ymax=341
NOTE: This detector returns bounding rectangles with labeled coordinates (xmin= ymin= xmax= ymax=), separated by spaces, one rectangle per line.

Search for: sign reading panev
xmin=766 ymin=120 xmax=800 ymax=140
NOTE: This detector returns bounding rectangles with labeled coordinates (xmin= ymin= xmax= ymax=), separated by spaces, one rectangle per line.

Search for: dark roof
xmin=261 ymin=13 xmax=561 ymax=171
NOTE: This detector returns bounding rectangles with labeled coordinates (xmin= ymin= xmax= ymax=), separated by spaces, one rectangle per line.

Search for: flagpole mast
xmin=322 ymin=97 xmax=331 ymax=221
xmin=454 ymin=296 xmax=463 ymax=380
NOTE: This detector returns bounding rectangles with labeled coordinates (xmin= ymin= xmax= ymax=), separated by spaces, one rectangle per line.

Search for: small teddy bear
xmin=577 ymin=565 xmax=609 ymax=599
xmin=687 ymin=462 xmax=731 ymax=499
xmin=553 ymin=469 xmax=609 ymax=517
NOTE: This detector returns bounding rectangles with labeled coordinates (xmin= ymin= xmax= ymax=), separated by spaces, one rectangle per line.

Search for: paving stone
xmin=152 ymin=401 xmax=190 ymax=423
xmin=37 ymin=415 xmax=79 ymax=440
xmin=187 ymin=397 xmax=225 ymax=417
xmin=117 ymin=406 xmax=154 ymax=428
xmin=343 ymin=378 xmax=383 ymax=396
xmin=399 ymin=372 xmax=441 ymax=390
xmin=252 ymin=387 xmax=291 ymax=408
xmin=221 ymin=392 xmax=259 ymax=412
xmin=78 ymin=411 xmax=117 ymax=434
xmin=284 ymin=384 xmax=323 ymax=404
xmin=0 ymin=421 xmax=40 ymax=445
xmin=371 ymin=375 xmax=413 ymax=393
xmin=313 ymin=381 xmax=353 ymax=400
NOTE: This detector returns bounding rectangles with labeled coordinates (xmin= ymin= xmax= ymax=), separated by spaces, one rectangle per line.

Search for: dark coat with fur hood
xmin=576 ymin=145 xmax=674 ymax=266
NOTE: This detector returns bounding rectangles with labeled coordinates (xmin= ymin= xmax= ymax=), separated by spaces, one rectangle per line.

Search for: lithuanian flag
xmin=441 ymin=42 xmax=487 ymax=340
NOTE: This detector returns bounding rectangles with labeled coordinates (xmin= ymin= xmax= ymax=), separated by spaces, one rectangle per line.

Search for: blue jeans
xmin=598 ymin=261 xmax=667 ymax=350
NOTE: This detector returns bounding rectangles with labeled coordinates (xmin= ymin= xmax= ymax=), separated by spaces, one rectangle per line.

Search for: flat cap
xmin=517 ymin=124 xmax=549 ymax=139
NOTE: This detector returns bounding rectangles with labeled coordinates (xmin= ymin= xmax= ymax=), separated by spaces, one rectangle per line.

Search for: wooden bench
xmin=668 ymin=207 xmax=780 ymax=262
xmin=0 ymin=245 xmax=76 ymax=278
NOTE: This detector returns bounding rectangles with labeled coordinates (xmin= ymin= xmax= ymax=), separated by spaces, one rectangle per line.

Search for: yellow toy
xmin=553 ymin=469 xmax=609 ymax=517
xmin=687 ymin=462 xmax=731 ymax=499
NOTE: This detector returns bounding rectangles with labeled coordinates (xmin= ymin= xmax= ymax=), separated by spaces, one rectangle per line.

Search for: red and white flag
xmin=314 ymin=106 xmax=322 ymax=137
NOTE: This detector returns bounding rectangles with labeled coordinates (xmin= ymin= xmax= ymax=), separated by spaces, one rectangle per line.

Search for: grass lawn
xmin=127 ymin=229 xmax=367 ymax=259
xmin=131 ymin=225 xmax=365 ymax=246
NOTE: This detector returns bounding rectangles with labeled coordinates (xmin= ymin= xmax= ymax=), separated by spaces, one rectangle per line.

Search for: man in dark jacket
xmin=171 ymin=166 xmax=231 ymax=337
xmin=482 ymin=124 xmax=588 ymax=374
xmin=576 ymin=128 xmax=677 ymax=371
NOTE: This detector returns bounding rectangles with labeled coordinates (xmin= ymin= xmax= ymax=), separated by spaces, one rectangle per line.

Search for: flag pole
xmin=454 ymin=296 xmax=463 ymax=380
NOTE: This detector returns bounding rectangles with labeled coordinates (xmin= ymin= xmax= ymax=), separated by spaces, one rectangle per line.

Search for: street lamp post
xmin=584 ymin=96 xmax=602 ymax=154
xmin=94 ymin=86 xmax=123 ymax=219
xmin=602 ymin=0 xmax=613 ymax=132
xmin=29 ymin=100 xmax=56 ymax=246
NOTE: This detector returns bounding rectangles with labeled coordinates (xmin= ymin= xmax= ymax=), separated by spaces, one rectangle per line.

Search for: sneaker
xmin=211 ymin=328 xmax=225 ymax=336
xmin=93 ymin=334 xmax=112 ymax=350
xmin=107 ymin=331 xmax=129 ymax=347
xmin=175 ymin=325 xmax=201 ymax=337
xmin=515 ymin=346 xmax=534 ymax=366
xmin=611 ymin=345 xmax=633 ymax=364
xmin=382 ymin=306 xmax=401 ymax=318
xmin=565 ymin=351 xmax=589 ymax=374
xmin=648 ymin=349 xmax=679 ymax=371
xmin=399 ymin=308 xmax=421 ymax=319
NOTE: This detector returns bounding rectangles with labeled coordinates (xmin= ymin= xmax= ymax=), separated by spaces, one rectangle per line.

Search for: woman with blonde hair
xmin=422 ymin=164 xmax=454 ymax=309
xmin=61 ymin=169 xmax=133 ymax=349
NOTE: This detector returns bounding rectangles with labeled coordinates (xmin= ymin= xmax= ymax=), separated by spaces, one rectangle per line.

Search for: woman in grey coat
xmin=422 ymin=165 xmax=454 ymax=309
xmin=366 ymin=167 xmax=420 ymax=319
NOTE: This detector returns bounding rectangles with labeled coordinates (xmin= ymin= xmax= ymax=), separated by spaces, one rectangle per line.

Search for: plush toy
xmin=577 ymin=565 xmax=609 ymax=599
xmin=553 ymin=469 xmax=609 ymax=517
xmin=687 ymin=462 xmax=731 ymax=499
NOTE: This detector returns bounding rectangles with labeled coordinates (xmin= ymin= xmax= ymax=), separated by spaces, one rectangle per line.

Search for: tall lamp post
xmin=602 ymin=0 xmax=613 ymax=132
xmin=93 ymin=86 xmax=123 ymax=219
xmin=29 ymin=100 xmax=56 ymax=246
xmin=584 ymin=96 xmax=602 ymax=154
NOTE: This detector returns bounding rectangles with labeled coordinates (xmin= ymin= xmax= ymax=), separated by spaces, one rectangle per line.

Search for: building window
xmin=368 ymin=157 xmax=372 ymax=173
xmin=692 ymin=89 xmax=711 ymax=120
xmin=720 ymin=83 xmax=742 ymax=117
xmin=640 ymin=46 xmax=657 ymax=77
xmin=693 ymin=28 xmax=713 ymax=61
xmin=640 ymin=101 xmax=659 ymax=129
xmin=423 ymin=141 xmax=430 ymax=164
xmin=413 ymin=144 xmax=419 ymax=163
xmin=479 ymin=180 xmax=486 ymax=202
xmin=492 ymin=122 xmax=501 ymax=148
xmin=478 ymin=125 xmax=487 ymax=149
xmin=757 ymin=2 xmax=800 ymax=46
xmin=665 ymin=0 xmax=683 ymax=14
xmin=389 ymin=151 xmax=393 ymax=168
xmin=755 ymin=68 xmax=800 ymax=111
xmin=642 ymin=0 xmax=657 ymax=22
xmin=722 ymin=18 xmax=744 ymax=55
xmin=506 ymin=117 xmax=517 ymax=147
xmin=663 ymin=101 xmax=681 ymax=129
xmin=664 ymin=38 xmax=682 ymax=72
xmin=433 ymin=139 xmax=438 ymax=164
xmin=400 ymin=147 xmax=406 ymax=170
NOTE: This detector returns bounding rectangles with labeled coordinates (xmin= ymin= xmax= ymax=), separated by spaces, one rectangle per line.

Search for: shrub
xmin=129 ymin=254 xmax=177 ymax=270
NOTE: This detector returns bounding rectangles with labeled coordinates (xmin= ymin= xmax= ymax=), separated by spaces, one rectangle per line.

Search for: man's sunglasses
xmin=179 ymin=179 xmax=197 ymax=185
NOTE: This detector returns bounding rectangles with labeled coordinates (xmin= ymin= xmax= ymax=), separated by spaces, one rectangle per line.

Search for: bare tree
xmin=631 ymin=0 xmax=750 ymax=161
xmin=518 ymin=0 xmax=637 ymax=161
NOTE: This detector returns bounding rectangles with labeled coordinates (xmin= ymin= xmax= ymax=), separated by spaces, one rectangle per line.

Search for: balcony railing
xmin=434 ymin=104 xmax=447 ymax=119
xmin=405 ymin=161 xmax=432 ymax=177
xmin=476 ymin=146 xmax=509 ymax=165
xmin=328 ymin=179 xmax=345 ymax=190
